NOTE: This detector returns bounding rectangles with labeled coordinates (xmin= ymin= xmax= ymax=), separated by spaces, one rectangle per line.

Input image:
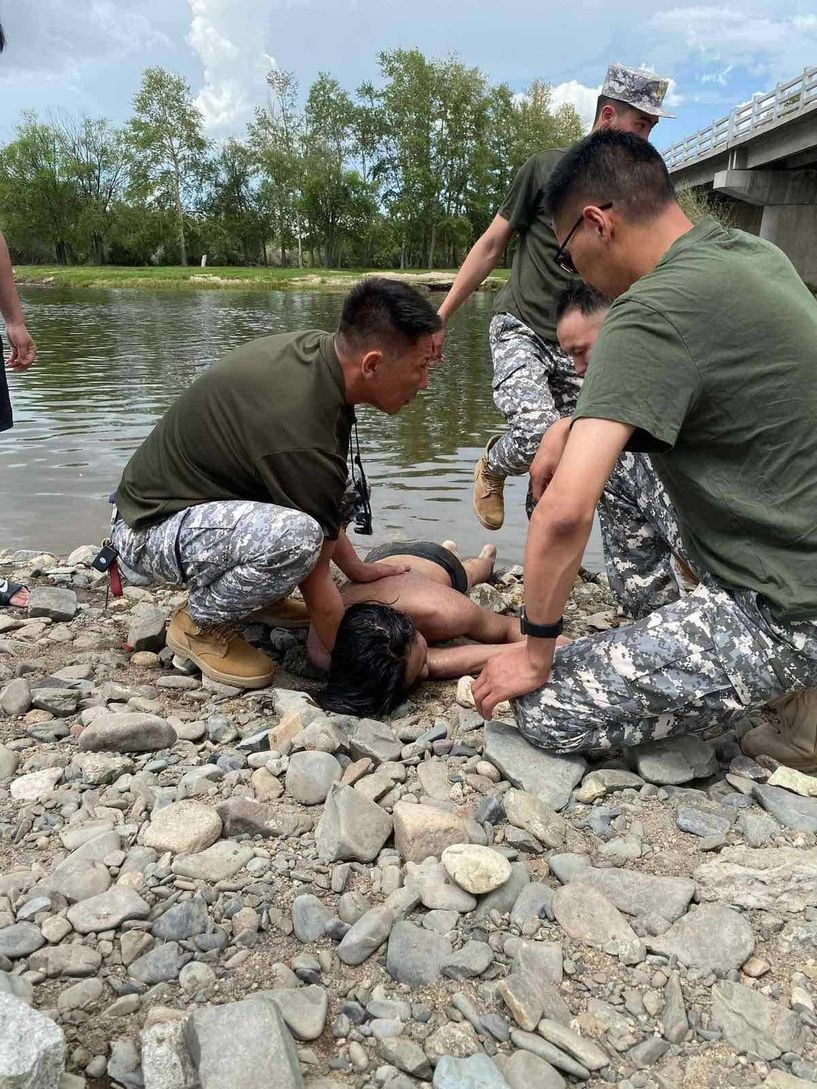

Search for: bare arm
xmin=426 ymin=643 xmax=514 ymax=679
xmin=473 ymin=419 xmax=634 ymax=718
xmin=0 ymin=234 xmax=36 ymax=371
xmin=333 ymin=528 xmax=409 ymax=583
xmin=299 ymin=539 xmax=344 ymax=653
xmin=433 ymin=215 xmax=514 ymax=354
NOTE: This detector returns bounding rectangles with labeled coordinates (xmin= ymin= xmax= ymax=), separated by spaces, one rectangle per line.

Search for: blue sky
xmin=1 ymin=0 xmax=816 ymax=156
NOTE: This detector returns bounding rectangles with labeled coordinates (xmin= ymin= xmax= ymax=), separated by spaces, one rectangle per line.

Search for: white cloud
xmin=188 ymin=0 xmax=278 ymax=132
xmin=0 ymin=1 xmax=170 ymax=82
xmin=550 ymin=80 xmax=600 ymax=130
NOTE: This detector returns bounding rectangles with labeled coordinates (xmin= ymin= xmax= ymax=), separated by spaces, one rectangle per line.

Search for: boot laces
xmin=480 ymin=463 xmax=505 ymax=497
xmin=199 ymin=621 xmax=241 ymax=646
xmin=766 ymin=690 xmax=817 ymax=741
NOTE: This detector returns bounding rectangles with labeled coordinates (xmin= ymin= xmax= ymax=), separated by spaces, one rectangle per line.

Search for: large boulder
xmin=0 ymin=992 xmax=65 ymax=1089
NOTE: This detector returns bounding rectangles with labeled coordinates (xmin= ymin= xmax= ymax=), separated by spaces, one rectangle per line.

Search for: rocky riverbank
xmin=0 ymin=546 xmax=816 ymax=1089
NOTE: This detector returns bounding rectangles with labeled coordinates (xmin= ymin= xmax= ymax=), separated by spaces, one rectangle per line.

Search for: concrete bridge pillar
xmin=713 ymin=169 xmax=817 ymax=289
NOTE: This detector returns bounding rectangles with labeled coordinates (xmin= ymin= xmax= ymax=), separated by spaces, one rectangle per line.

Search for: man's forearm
xmin=427 ymin=643 xmax=513 ymax=679
xmin=438 ymin=237 xmax=503 ymax=324
xmin=522 ymin=499 xmax=593 ymax=671
xmin=299 ymin=540 xmax=343 ymax=651
xmin=0 ymin=235 xmax=25 ymax=326
xmin=332 ymin=529 xmax=363 ymax=580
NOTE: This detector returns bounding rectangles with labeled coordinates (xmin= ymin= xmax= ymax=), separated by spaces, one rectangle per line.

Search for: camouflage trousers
xmin=111 ymin=501 xmax=323 ymax=626
xmin=486 ymin=313 xmax=581 ymax=478
xmin=514 ymin=575 xmax=817 ymax=754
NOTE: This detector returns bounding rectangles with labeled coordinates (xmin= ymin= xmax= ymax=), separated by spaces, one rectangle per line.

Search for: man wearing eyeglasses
xmin=432 ymin=63 xmax=674 ymax=534
xmin=473 ymin=131 xmax=817 ymax=772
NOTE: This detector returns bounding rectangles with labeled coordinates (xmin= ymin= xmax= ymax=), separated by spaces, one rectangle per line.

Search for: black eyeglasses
xmin=554 ymin=202 xmax=613 ymax=275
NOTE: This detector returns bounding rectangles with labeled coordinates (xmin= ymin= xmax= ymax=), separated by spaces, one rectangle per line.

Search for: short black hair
xmin=319 ymin=602 xmax=417 ymax=718
xmin=0 ymin=23 xmax=5 ymax=52
xmin=339 ymin=277 xmax=442 ymax=350
xmin=555 ymin=282 xmax=611 ymax=324
xmin=546 ymin=130 xmax=676 ymax=225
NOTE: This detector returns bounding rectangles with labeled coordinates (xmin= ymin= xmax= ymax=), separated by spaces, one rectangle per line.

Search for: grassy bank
xmin=14 ymin=264 xmax=509 ymax=293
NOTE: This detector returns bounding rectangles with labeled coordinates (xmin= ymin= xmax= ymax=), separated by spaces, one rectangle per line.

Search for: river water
xmin=1 ymin=286 xmax=603 ymax=569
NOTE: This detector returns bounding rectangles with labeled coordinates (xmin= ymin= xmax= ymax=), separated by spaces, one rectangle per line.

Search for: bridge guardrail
xmin=664 ymin=65 xmax=817 ymax=170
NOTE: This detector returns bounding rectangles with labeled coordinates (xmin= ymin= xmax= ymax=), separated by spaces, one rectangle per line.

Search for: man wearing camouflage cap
xmin=432 ymin=64 xmax=674 ymax=552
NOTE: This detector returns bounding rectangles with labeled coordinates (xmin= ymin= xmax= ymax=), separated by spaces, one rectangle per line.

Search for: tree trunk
xmin=427 ymin=221 xmax=437 ymax=270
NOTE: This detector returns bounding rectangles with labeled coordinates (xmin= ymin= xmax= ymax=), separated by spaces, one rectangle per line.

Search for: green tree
xmin=206 ymin=138 xmax=265 ymax=264
xmin=61 ymin=117 xmax=127 ymax=264
xmin=126 ymin=67 xmax=208 ymax=266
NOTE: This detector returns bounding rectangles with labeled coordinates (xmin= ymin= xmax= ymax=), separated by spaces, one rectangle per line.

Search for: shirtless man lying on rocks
xmin=307 ymin=540 xmax=567 ymax=717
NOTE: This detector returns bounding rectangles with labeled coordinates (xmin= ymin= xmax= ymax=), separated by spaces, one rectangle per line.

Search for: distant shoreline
xmin=14 ymin=265 xmax=509 ymax=294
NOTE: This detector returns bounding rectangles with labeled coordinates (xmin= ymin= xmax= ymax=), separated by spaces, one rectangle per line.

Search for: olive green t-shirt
xmin=574 ymin=217 xmax=817 ymax=622
xmin=492 ymin=151 xmax=577 ymax=343
xmin=116 ymin=330 xmax=353 ymax=539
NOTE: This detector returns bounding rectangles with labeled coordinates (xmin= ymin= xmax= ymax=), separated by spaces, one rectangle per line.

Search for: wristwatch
xmin=519 ymin=608 xmax=564 ymax=638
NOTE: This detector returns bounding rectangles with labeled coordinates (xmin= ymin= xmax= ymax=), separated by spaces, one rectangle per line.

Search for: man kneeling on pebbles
xmin=473 ymin=131 xmax=817 ymax=771
xmin=111 ymin=278 xmax=440 ymax=690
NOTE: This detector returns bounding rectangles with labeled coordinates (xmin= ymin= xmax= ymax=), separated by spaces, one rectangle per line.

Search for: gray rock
xmin=575 ymin=768 xmax=644 ymax=801
xmin=127 ymin=605 xmax=167 ymax=652
xmin=379 ymin=1038 xmax=431 ymax=1079
xmin=404 ymin=859 xmax=477 ymax=913
xmin=0 ymin=922 xmax=45 ymax=959
xmin=512 ymin=940 xmax=564 ymax=985
xmin=631 ymin=735 xmax=717 ymax=784
xmin=552 ymin=884 xmax=641 ymax=955
xmin=0 ymin=745 xmax=19 ymax=780
xmin=152 ymin=896 xmax=210 ymax=941
xmin=28 ymin=946 xmax=102 ymax=978
xmin=510 ymin=883 xmax=554 ymax=928
xmin=216 ymin=797 xmax=310 ymax=838
xmin=662 ymin=972 xmax=688 ymax=1043
xmin=648 ymin=904 xmax=755 ymax=975
xmin=695 ymin=846 xmax=817 ymax=913
xmin=285 ymin=751 xmax=342 ymax=805
xmin=349 ymin=719 xmax=402 ymax=764
xmin=503 ymin=789 xmax=566 ymax=849
xmin=711 ymin=980 xmax=805 ymax=1059
xmin=442 ymin=844 xmax=512 ymax=894
xmin=498 ymin=973 xmax=543 ymax=1031
xmin=676 ymin=804 xmax=732 ymax=838
xmin=548 ymin=854 xmax=694 ymax=921
xmin=483 ymin=721 xmax=585 ymax=810
xmin=0 ymin=970 xmax=33 ymax=1005
xmin=752 ymin=784 xmax=817 ymax=833
xmin=337 ymin=906 xmax=394 ymax=966
xmin=315 ymin=784 xmax=393 ymax=863
xmin=66 ymin=887 xmax=149 ymax=934
xmin=0 ymin=992 xmax=65 ymax=1089
xmin=10 ymin=767 xmax=63 ymax=802
xmin=56 ymin=977 xmax=103 ymax=1012
xmin=433 ymin=1055 xmax=509 ymax=1088
xmin=417 ymin=759 xmax=452 ymax=800
xmin=537 ymin=1020 xmax=609 ymax=1070
xmin=107 ymin=1037 xmax=141 ymax=1089
xmin=30 ymin=688 xmax=80 ymax=717
xmin=497 ymin=1050 xmax=565 ymax=1089
xmin=393 ymin=802 xmax=470 ymax=863
xmin=424 ymin=1022 xmax=482 ymax=1065
xmin=71 ymin=752 xmax=133 ymax=786
xmin=473 ymin=864 xmax=530 ymax=925
xmin=509 ymin=1030 xmax=590 ymax=1080
xmin=144 ymin=800 xmax=223 ymax=854
xmin=129 ymin=941 xmax=187 ymax=985
xmin=0 ymin=678 xmax=31 ymax=718
xmin=468 ymin=583 xmax=507 ymax=612
xmin=42 ymin=858 xmax=111 ymax=904
xmin=78 ymin=712 xmax=176 ymax=753
xmin=443 ymin=940 xmax=494 ymax=980
xmin=628 ymin=1037 xmax=670 ymax=1068
xmin=736 ymin=808 xmax=782 ymax=846
xmin=141 ymin=1020 xmax=197 ymax=1089
xmin=386 ymin=921 xmax=452 ymax=986
xmin=779 ymin=921 xmax=817 ymax=953
xmin=28 ymin=586 xmax=77 ymax=622
xmin=266 ymin=986 xmax=328 ymax=1041
xmin=171 ymin=841 xmax=254 ymax=882
xmin=338 ymin=891 xmax=371 ymax=925
xmin=185 ymin=998 xmax=303 ymax=1089
xmin=292 ymin=894 xmax=333 ymax=943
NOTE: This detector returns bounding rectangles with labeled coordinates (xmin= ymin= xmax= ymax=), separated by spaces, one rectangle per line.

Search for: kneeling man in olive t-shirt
xmin=112 ymin=278 xmax=440 ymax=689
xmin=473 ymin=131 xmax=817 ymax=772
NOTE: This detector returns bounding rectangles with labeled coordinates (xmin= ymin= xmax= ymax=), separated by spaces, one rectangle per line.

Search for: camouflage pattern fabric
xmin=111 ymin=500 xmax=323 ymax=626
xmin=514 ymin=574 xmax=817 ymax=754
xmin=486 ymin=313 xmax=581 ymax=478
xmin=601 ymin=62 xmax=675 ymax=118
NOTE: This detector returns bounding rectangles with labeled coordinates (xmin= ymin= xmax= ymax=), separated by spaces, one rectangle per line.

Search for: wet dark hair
xmin=0 ymin=23 xmax=5 ymax=52
xmin=555 ymin=282 xmax=611 ymax=323
xmin=319 ymin=602 xmax=417 ymax=718
xmin=546 ymin=130 xmax=675 ymax=225
xmin=338 ymin=277 xmax=441 ymax=351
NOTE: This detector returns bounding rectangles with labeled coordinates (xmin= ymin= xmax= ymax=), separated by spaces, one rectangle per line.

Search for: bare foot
xmin=441 ymin=539 xmax=459 ymax=555
xmin=6 ymin=587 xmax=29 ymax=609
xmin=479 ymin=544 xmax=497 ymax=562
xmin=556 ymin=634 xmax=571 ymax=647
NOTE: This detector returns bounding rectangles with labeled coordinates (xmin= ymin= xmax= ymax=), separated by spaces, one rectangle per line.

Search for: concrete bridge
xmin=664 ymin=67 xmax=817 ymax=287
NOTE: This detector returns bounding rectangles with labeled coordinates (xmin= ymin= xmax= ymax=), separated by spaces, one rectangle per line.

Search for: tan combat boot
xmin=473 ymin=438 xmax=506 ymax=530
xmin=741 ymin=689 xmax=817 ymax=771
xmin=247 ymin=597 xmax=311 ymax=629
xmin=166 ymin=606 xmax=277 ymax=689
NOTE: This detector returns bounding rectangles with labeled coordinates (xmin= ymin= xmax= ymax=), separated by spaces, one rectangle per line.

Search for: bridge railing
xmin=664 ymin=66 xmax=817 ymax=170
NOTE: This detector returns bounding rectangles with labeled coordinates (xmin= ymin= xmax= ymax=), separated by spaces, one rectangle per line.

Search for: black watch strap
xmin=520 ymin=608 xmax=564 ymax=638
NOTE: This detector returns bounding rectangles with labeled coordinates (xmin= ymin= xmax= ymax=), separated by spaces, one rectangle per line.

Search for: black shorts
xmin=0 ymin=338 xmax=11 ymax=433
xmin=363 ymin=540 xmax=469 ymax=595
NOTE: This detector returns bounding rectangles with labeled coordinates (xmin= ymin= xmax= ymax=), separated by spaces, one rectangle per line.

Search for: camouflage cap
xmin=601 ymin=62 xmax=675 ymax=118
